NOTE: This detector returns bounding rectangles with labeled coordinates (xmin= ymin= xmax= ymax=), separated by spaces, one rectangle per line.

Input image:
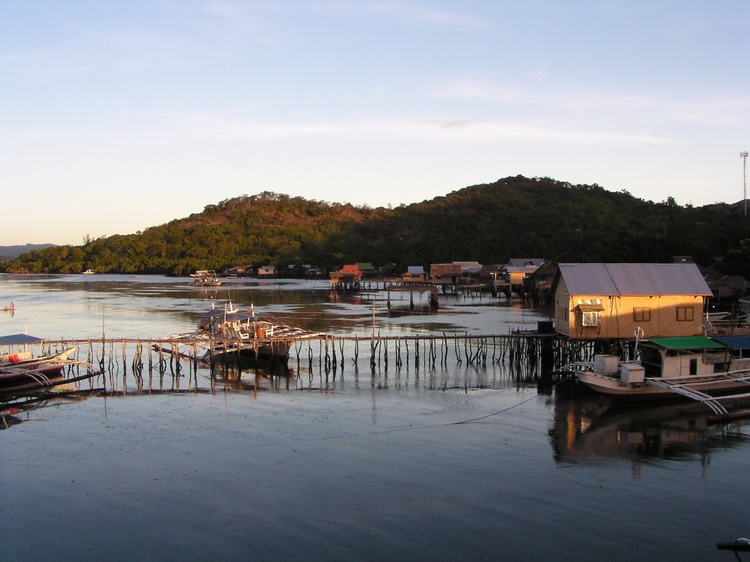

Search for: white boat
xmin=564 ymin=335 xmax=750 ymax=416
xmin=0 ymin=334 xmax=99 ymax=396
xmin=189 ymin=276 xmax=222 ymax=287
xmin=155 ymin=302 xmax=326 ymax=364
xmin=188 ymin=270 xmax=222 ymax=286
xmin=82 ymin=269 xmax=95 ymax=275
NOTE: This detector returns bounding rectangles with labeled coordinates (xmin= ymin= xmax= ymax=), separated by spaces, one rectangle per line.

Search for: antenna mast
xmin=742 ymin=151 xmax=749 ymax=220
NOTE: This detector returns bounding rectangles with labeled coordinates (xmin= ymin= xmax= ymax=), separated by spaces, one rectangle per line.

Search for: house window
xmin=633 ymin=307 xmax=651 ymax=322
xmin=582 ymin=310 xmax=602 ymax=327
xmin=676 ymin=306 xmax=695 ymax=322
xmin=578 ymin=299 xmax=604 ymax=327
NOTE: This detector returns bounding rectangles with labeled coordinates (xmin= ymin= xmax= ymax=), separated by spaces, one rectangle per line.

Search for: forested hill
xmin=5 ymin=176 xmax=750 ymax=278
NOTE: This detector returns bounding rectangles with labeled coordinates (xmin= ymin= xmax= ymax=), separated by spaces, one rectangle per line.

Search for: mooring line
xmin=447 ymin=377 xmax=568 ymax=426
xmin=197 ymin=379 xmax=567 ymax=454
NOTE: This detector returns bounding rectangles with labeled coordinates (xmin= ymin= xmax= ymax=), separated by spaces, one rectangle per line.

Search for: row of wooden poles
xmin=43 ymin=332 xmax=613 ymax=384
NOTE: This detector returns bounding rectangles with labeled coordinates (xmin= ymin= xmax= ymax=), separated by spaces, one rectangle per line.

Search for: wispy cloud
xmin=317 ymin=1 xmax=488 ymax=28
xmin=139 ymin=111 xmax=669 ymax=147
xmin=435 ymin=77 xmax=750 ymax=126
xmin=204 ymin=0 xmax=486 ymax=29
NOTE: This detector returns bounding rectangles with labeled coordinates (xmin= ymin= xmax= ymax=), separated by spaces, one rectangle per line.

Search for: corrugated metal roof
xmin=712 ymin=335 xmax=750 ymax=350
xmin=558 ymin=263 xmax=712 ymax=296
xmin=647 ymin=336 xmax=725 ymax=350
xmin=507 ymin=258 xmax=544 ymax=268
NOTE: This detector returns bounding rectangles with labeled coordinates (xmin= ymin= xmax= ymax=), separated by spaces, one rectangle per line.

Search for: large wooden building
xmin=553 ymin=263 xmax=712 ymax=340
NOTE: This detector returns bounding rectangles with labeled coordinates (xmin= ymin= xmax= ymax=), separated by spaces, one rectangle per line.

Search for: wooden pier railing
xmin=40 ymin=332 xmax=609 ymax=382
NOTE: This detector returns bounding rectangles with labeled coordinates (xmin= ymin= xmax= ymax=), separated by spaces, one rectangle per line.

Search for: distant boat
xmin=82 ymin=269 xmax=96 ymax=275
xmin=189 ymin=275 xmax=222 ymax=287
xmin=188 ymin=270 xmax=221 ymax=286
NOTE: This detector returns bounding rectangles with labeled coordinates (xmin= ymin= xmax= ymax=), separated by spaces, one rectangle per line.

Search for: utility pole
xmin=742 ymin=151 xmax=749 ymax=220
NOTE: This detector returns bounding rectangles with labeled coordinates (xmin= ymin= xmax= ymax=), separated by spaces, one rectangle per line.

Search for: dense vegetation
xmin=4 ymin=176 xmax=750 ymax=279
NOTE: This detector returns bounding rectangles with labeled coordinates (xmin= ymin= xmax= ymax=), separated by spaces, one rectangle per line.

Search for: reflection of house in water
xmin=553 ymin=263 xmax=712 ymax=340
xmin=550 ymin=394 xmax=749 ymax=475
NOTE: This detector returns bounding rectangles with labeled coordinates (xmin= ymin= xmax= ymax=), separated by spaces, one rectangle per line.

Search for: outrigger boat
xmin=155 ymin=302 xmax=326 ymax=364
xmin=0 ymin=334 xmax=100 ymax=396
xmin=188 ymin=270 xmax=222 ymax=287
xmin=564 ymin=334 xmax=750 ymax=418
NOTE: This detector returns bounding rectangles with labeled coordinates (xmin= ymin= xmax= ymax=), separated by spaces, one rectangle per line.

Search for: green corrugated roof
xmin=647 ymin=336 xmax=725 ymax=350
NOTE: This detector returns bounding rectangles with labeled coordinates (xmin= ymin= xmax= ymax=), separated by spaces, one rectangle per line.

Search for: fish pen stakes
xmin=39 ymin=333 xmax=606 ymax=393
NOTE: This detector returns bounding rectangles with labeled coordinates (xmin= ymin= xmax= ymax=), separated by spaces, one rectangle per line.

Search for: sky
xmin=2 ymin=1 xmax=749 ymax=246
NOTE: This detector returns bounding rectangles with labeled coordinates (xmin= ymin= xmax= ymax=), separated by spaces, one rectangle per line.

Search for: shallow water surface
xmin=1 ymin=275 xmax=749 ymax=561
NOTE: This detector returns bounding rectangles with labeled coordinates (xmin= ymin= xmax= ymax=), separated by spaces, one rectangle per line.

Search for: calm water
xmin=1 ymin=274 xmax=748 ymax=561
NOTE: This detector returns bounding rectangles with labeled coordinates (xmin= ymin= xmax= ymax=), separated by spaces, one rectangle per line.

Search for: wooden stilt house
xmin=553 ymin=262 xmax=713 ymax=340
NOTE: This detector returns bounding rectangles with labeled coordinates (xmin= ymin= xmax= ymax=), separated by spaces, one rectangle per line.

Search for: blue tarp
xmin=0 ymin=334 xmax=44 ymax=345
xmin=712 ymin=335 xmax=750 ymax=350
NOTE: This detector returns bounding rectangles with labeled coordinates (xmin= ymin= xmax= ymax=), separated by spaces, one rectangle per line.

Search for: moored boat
xmin=0 ymin=334 xmax=100 ymax=396
xmin=188 ymin=270 xmax=222 ymax=286
xmin=155 ymin=302 xmax=326 ymax=364
xmin=564 ymin=335 xmax=750 ymax=414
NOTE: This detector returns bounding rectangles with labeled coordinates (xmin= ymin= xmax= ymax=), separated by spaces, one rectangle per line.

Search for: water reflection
xmin=550 ymin=391 xmax=750 ymax=474
xmin=1 ymin=389 xmax=98 ymax=430
xmin=209 ymin=355 xmax=294 ymax=393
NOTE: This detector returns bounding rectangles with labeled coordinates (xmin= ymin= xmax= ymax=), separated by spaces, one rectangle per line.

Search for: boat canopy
xmin=647 ymin=336 xmax=725 ymax=350
xmin=0 ymin=334 xmax=45 ymax=345
xmin=711 ymin=335 xmax=750 ymax=350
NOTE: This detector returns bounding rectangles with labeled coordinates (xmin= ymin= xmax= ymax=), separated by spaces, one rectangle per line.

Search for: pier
xmin=37 ymin=332 xmax=613 ymax=391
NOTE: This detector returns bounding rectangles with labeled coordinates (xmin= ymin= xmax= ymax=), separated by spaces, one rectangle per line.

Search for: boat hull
xmin=0 ymin=347 xmax=100 ymax=396
xmin=576 ymin=371 xmax=750 ymax=402
xmin=212 ymin=339 xmax=292 ymax=361
xmin=0 ymin=348 xmax=78 ymax=379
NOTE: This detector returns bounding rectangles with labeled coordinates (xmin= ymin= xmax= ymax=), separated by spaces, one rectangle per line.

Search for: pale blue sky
xmin=2 ymin=1 xmax=748 ymax=245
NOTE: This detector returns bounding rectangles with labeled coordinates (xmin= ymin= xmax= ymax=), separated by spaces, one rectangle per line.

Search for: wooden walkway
xmin=38 ymin=332 xmax=607 ymax=382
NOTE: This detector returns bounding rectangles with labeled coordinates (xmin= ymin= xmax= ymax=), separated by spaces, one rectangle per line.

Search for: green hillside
xmin=4 ymin=176 xmax=750 ymax=278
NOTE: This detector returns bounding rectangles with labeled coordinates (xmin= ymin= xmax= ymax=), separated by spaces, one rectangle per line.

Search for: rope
xmin=450 ymin=377 xmax=567 ymax=425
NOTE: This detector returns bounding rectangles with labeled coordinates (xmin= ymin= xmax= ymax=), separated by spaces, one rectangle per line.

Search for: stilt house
xmin=554 ymin=262 xmax=713 ymax=340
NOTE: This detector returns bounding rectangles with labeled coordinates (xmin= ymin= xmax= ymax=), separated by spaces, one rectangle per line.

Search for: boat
xmin=189 ymin=276 xmax=222 ymax=287
xmin=563 ymin=334 xmax=750 ymax=416
xmin=82 ymin=269 xmax=95 ymax=275
xmin=716 ymin=538 xmax=750 ymax=555
xmin=155 ymin=302 xmax=326 ymax=364
xmin=188 ymin=270 xmax=222 ymax=286
xmin=0 ymin=334 xmax=100 ymax=396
